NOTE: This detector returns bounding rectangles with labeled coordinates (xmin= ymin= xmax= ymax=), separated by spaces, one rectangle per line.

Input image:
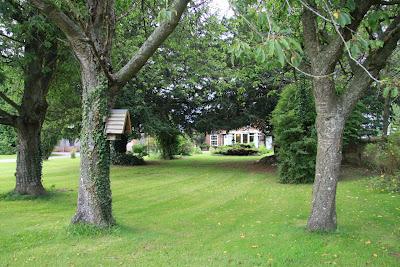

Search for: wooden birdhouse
xmin=105 ymin=109 xmax=132 ymax=140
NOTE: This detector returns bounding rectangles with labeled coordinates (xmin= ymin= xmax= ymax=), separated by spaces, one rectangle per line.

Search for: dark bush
xmin=271 ymin=82 xmax=317 ymax=184
xmin=213 ymin=144 xmax=258 ymax=156
xmin=111 ymin=153 xmax=145 ymax=166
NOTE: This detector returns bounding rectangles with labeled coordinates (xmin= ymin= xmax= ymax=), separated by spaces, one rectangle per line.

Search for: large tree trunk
xmin=71 ymin=51 xmax=114 ymax=227
xmin=307 ymin=78 xmax=345 ymax=231
xmin=307 ymin=113 xmax=345 ymax=231
xmin=14 ymin=119 xmax=46 ymax=195
xmin=12 ymin=28 xmax=57 ymax=196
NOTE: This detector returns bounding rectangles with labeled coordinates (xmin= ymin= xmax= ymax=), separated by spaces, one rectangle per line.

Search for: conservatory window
xmin=211 ymin=135 xmax=218 ymax=146
xmin=249 ymin=133 xmax=255 ymax=143
xmin=243 ymin=133 xmax=249 ymax=143
xmin=235 ymin=133 xmax=241 ymax=143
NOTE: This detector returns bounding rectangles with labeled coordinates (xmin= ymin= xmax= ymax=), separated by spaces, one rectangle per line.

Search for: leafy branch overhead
xmin=229 ymin=0 xmax=400 ymax=83
xmin=29 ymin=0 xmax=190 ymax=93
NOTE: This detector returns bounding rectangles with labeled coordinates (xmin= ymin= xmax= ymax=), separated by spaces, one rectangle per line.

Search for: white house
xmin=205 ymin=126 xmax=273 ymax=149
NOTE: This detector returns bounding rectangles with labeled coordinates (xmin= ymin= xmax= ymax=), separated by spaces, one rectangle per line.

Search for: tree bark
xmin=14 ymin=119 xmax=46 ymax=195
xmin=5 ymin=22 xmax=58 ymax=196
xmin=307 ymin=77 xmax=345 ymax=231
xmin=71 ymin=49 xmax=114 ymax=226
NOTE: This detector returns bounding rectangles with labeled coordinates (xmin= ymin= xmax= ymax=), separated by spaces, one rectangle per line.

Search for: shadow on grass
xmin=0 ymin=186 xmax=73 ymax=201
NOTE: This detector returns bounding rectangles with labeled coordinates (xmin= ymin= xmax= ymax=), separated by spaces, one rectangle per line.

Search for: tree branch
xmin=301 ymin=2 xmax=320 ymax=59
xmin=113 ymin=0 xmax=190 ymax=87
xmin=0 ymin=31 xmax=23 ymax=43
xmin=0 ymin=108 xmax=17 ymax=126
xmin=0 ymin=91 xmax=21 ymax=113
xmin=316 ymin=0 xmax=377 ymax=73
xmin=378 ymin=1 xmax=400 ymax=5
xmin=342 ymin=15 xmax=400 ymax=115
xmin=28 ymin=0 xmax=86 ymax=42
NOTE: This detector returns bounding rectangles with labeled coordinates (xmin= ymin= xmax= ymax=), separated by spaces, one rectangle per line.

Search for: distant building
xmin=205 ymin=126 xmax=272 ymax=149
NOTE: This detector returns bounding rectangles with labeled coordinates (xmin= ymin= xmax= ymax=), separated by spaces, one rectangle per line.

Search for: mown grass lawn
xmin=0 ymin=154 xmax=15 ymax=160
xmin=0 ymin=154 xmax=399 ymax=266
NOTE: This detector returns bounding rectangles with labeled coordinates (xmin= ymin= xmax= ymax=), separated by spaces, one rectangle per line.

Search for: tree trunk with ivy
xmin=302 ymin=3 xmax=400 ymax=231
xmin=71 ymin=50 xmax=113 ymax=225
xmin=30 ymin=0 xmax=190 ymax=226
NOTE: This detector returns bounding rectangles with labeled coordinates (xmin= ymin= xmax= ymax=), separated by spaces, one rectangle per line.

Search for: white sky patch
xmin=209 ymin=0 xmax=234 ymax=18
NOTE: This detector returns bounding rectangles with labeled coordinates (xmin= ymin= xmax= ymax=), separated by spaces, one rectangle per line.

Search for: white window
xmin=249 ymin=133 xmax=255 ymax=143
xmin=211 ymin=134 xmax=218 ymax=146
xmin=242 ymin=133 xmax=248 ymax=143
xmin=235 ymin=133 xmax=241 ymax=143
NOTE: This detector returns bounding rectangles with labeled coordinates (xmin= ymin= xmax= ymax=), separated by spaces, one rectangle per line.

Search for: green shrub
xmin=363 ymin=134 xmax=400 ymax=174
xmin=369 ymin=173 xmax=400 ymax=193
xmin=111 ymin=153 xmax=145 ymax=166
xmin=177 ymin=135 xmax=194 ymax=156
xmin=70 ymin=149 xmax=76 ymax=159
xmin=271 ymin=82 xmax=317 ymax=184
xmin=200 ymin=143 xmax=210 ymax=151
xmin=132 ymin=143 xmax=148 ymax=159
xmin=213 ymin=144 xmax=258 ymax=156
xmin=193 ymin=146 xmax=203 ymax=154
xmin=258 ymin=145 xmax=271 ymax=155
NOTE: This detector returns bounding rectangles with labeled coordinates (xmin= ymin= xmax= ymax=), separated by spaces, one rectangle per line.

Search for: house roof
xmin=105 ymin=109 xmax=132 ymax=135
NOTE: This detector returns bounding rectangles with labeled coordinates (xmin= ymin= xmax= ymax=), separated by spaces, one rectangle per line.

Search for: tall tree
xmin=0 ymin=1 xmax=58 ymax=195
xmin=301 ymin=0 xmax=400 ymax=232
xmin=231 ymin=0 xmax=400 ymax=231
xmin=29 ymin=0 xmax=190 ymax=226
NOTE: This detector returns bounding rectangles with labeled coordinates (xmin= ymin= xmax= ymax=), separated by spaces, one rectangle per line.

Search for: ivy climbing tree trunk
xmin=71 ymin=52 xmax=113 ymax=225
xmin=30 ymin=0 xmax=190 ymax=226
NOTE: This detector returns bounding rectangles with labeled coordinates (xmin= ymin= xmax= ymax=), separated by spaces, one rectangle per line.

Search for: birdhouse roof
xmin=105 ymin=109 xmax=132 ymax=135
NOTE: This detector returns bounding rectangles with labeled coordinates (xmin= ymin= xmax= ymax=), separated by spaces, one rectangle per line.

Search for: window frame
xmin=210 ymin=134 xmax=218 ymax=146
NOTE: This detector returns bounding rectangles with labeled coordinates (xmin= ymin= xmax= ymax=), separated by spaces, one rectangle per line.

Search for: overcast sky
xmin=209 ymin=0 xmax=234 ymax=17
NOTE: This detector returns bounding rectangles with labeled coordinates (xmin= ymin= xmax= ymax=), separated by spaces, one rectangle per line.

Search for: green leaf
xmin=267 ymin=40 xmax=275 ymax=57
xmin=290 ymin=52 xmax=301 ymax=67
xmin=288 ymin=38 xmax=303 ymax=53
xmin=383 ymin=87 xmax=390 ymax=98
xmin=350 ymin=42 xmax=361 ymax=58
xmin=279 ymin=39 xmax=290 ymax=50
xmin=255 ymin=46 xmax=266 ymax=63
xmin=391 ymin=88 xmax=399 ymax=98
xmin=274 ymin=40 xmax=285 ymax=67
xmin=337 ymin=12 xmax=351 ymax=27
